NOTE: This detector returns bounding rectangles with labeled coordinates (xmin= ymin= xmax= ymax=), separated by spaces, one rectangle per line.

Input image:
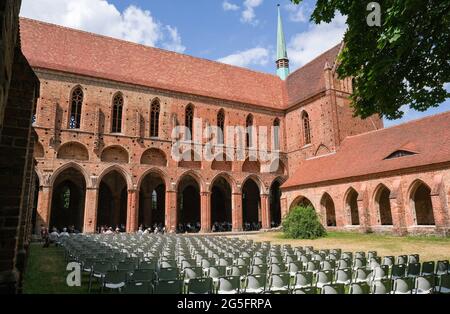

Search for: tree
xmin=282 ymin=205 xmax=326 ymax=239
xmin=291 ymin=0 xmax=450 ymax=120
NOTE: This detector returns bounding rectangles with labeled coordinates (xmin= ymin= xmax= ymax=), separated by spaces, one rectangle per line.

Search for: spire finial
xmin=276 ymin=4 xmax=289 ymax=80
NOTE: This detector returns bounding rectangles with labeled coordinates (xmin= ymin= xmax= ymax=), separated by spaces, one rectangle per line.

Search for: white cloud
xmin=241 ymin=0 xmax=263 ymax=25
xmin=162 ymin=26 xmax=186 ymax=53
xmin=223 ymin=1 xmax=240 ymax=11
xmin=284 ymin=3 xmax=309 ymax=23
xmin=217 ymin=47 xmax=269 ymax=68
xmin=20 ymin=0 xmax=185 ymax=53
xmin=287 ymin=13 xmax=347 ymax=69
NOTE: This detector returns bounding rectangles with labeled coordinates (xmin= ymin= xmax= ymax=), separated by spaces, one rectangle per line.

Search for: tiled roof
xmin=282 ymin=111 xmax=450 ymax=189
xmin=19 ymin=18 xmax=287 ymax=109
xmin=286 ymin=44 xmax=341 ymax=105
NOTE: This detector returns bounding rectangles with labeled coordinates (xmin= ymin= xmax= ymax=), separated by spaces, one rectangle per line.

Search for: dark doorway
xmin=139 ymin=172 xmax=166 ymax=230
xmin=97 ymin=170 xmax=128 ymax=231
xmin=50 ymin=168 xmax=86 ymax=232
xmin=177 ymin=175 xmax=201 ymax=233
xmin=211 ymin=177 xmax=232 ymax=232
xmin=242 ymin=178 xmax=261 ymax=231
xmin=269 ymin=180 xmax=282 ymax=227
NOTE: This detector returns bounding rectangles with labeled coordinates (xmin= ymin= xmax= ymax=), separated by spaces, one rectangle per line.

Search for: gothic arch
xmin=176 ymin=170 xmax=206 ymax=193
xmin=408 ymin=180 xmax=435 ymax=225
xmin=289 ymin=195 xmax=314 ymax=211
xmin=51 ymin=162 xmax=90 ymax=188
xmin=140 ymin=148 xmax=167 ymax=167
xmin=241 ymin=174 xmax=266 ymax=194
xmin=373 ymin=183 xmax=393 ymax=225
xmin=137 ymin=167 xmax=170 ymax=192
xmin=57 ymin=141 xmax=89 ymax=161
xmin=97 ymin=165 xmax=133 ymax=190
xmin=100 ymin=145 xmax=129 ymax=163
xmin=344 ymin=187 xmax=360 ymax=225
xmin=315 ymin=144 xmax=331 ymax=157
xmin=320 ymin=192 xmax=336 ymax=227
xmin=210 ymin=172 xmax=238 ymax=193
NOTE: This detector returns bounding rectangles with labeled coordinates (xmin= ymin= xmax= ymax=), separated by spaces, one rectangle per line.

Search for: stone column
xmin=431 ymin=193 xmax=449 ymax=235
xmin=83 ymin=187 xmax=98 ymax=233
xmin=390 ymin=180 xmax=407 ymax=235
xmin=165 ymin=190 xmax=177 ymax=233
xmin=200 ymin=191 xmax=211 ymax=233
xmin=261 ymin=194 xmax=271 ymax=229
xmin=232 ymin=192 xmax=243 ymax=231
xmin=36 ymin=186 xmax=52 ymax=231
xmin=126 ymin=189 xmax=139 ymax=233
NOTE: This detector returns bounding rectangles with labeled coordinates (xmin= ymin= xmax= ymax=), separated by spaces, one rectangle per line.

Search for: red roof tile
xmin=282 ymin=111 xmax=450 ymax=189
xmin=19 ymin=18 xmax=287 ymax=109
xmin=286 ymin=44 xmax=342 ymax=105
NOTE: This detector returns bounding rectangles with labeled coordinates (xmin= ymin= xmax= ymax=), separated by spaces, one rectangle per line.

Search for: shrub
xmin=282 ymin=205 xmax=326 ymax=239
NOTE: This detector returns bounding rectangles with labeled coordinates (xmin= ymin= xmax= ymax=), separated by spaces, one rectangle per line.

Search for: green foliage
xmin=291 ymin=0 xmax=450 ymax=120
xmin=282 ymin=205 xmax=326 ymax=239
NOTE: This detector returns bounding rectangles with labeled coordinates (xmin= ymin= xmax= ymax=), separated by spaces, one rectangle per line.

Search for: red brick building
xmin=19 ymin=16 xmax=449 ymax=237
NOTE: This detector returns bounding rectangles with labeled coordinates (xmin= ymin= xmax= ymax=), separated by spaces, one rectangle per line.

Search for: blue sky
xmin=20 ymin=0 xmax=449 ymax=127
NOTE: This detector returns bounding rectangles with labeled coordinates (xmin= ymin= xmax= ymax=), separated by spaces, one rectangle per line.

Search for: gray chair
xmin=414 ymin=275 xmax=434 ymax=294
xmin=421 ymin=261 xmax=435 ymax=276
xmin=436 ymin=273 xmax=450 ymax=294
xmin=354 ymin=267 xmax=372 ymax=284
xmin=335 ymin=268 xmax=352 ymax=285
xmin=187 ymin=277 xmax=213 ymax=294
xmin=371 ymin=278 xmax=392 ymax=294
xmin=436 ymin=260 xmax=449 ymax=276
xmin=316 ymin=270 xmax=334 ymax=289
xmin=244 ymin=274 xmax=267 ymax=294
xmin=217 ymin=276 xmax=240 ymax=294
xmin=349 ymin=282 xmax=370 ymax=294
xmin=268 ymin=273 xmax=290 ymax=292
xmin=392 ymin=277 xmax=414 ymax=294
xmin=102 ymin=270 xmax=127 ymax=293
xmin=293 ymin=271 xmax=314 ymax=289
xmin=321 ymin=283 xmax=345 ymax=294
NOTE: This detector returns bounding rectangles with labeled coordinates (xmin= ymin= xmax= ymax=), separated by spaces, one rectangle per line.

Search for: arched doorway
xmin=242 ymin=178 xmax=261 ymax=231
xmin=375 ymin=185 xmax=393 ymax=225
xmin=97 ymin=170 xmax=128 ymax=231
xmin=346 ymin=188 xmax=360 ymax=225
xmin=269 ymin=180 xmax=282 ymax=228
xmin=50 ymin=167 xmax=86 ymax=232
xmin=320 ymin=193 xmax=336 ymax=227
xmin=210 ymin=176 xmax=232 ymax=232
xmin=177 ymin=175 xmax=201 ymax=233
xmin=139 ymin=172 xmax=166 ymax=230
xmin=411 ymin=181 xmax=435 ymax=225
xmin=290 ymin=196 xmax=314 ymax=210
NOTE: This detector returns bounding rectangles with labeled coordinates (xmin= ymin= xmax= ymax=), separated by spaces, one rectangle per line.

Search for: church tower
xmin=276 ymin=4 xmax=289 ymax=80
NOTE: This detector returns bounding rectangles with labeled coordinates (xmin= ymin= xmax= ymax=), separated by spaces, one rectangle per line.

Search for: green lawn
xmin=237 ymin=231 xmax=450 ymax=262
xmin=23 ymin=243 xmax=91 ymax=294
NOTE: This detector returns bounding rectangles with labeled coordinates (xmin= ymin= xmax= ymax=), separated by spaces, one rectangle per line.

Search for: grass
xmin=23 ymin=243 xmax=91 ymax=294
xmin=23 ymin=232 xmax=450 ymax=293
xmin=236 ymin=231 xmax=450 ymax=261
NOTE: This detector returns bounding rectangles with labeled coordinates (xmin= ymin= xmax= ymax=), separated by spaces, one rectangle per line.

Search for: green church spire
xmin=276 ymin=4 xmax=290 ymax=80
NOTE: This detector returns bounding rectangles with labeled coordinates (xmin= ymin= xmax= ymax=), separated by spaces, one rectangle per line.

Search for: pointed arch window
xmin=273 ymin=118 xmax=280 ymax=150
xmin=69 ymin=87 xmax=83 ymax=129
xmin=185 ymin=104 xmax=194 ymax=140
xmin=111 ymin=93 xmax=123 ymax=133
xmin=302 ymin=111 xmax=311 ymax=145
xmin=217 ymin=109 xmax=225 ymax=144
xmin=246 ymin=114 xmax=253 ymax=148
xmin=150 ymin=100 xmax=160 ymax=137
